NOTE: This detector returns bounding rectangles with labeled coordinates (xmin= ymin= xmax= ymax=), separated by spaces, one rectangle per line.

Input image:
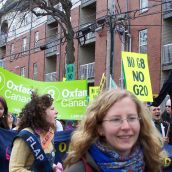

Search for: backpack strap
xmin=15 ymin=130 xmax=53 ymax=172
xmin=81 ymin=157 xmax=92 ymax=172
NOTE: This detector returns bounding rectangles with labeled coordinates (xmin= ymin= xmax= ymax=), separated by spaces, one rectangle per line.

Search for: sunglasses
xmin=166 ymin=105 xmax=171 ymax=108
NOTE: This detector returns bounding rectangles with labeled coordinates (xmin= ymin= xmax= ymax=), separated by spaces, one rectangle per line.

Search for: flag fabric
xmin=0 ymin=128 xmax=16 ymax=172
xmin=0 ymin=128 xmax=73 ymax=172
xmin=109 ymin=74 xmax=118 ymax=90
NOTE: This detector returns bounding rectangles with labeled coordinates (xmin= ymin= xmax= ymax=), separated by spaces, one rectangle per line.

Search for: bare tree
xmin=0 ymin=0 xmax=75 ymax=64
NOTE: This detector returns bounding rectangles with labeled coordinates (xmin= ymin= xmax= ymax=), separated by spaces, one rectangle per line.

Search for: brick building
xmin=0 ymin=0 xmax=170 ymax=95
xmin=162 ymin=0 xmax=172 ymax=85
xmin=114 ymin=0 xmax=162 ymax=94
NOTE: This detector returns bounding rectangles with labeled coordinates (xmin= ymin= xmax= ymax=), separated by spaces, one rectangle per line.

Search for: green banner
xmin=0 ymin=68 xmax=88 ymax=120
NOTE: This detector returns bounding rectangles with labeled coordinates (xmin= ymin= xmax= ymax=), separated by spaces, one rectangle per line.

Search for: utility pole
xmin=106 ymin=0 xmax=115 ymax=89
xmin=110 ymin=15 xmax=115 ymax=79
xmin=120 ymin=31 xmax=125 ymax=89
xmin=28 ymin=0 xmax=33 ymax=78
xmin=120 ymin=0 xmax=130 ymax=89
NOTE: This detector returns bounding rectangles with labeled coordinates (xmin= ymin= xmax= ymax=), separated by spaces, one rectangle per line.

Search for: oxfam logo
xmin=42 ymin=86 xmax=60 ymax=101
xmin=0 ymin=72 xmax=5 ymax=91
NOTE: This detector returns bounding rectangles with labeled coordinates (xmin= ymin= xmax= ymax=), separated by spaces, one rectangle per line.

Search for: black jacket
xmin=162 ymin=111 xmax=172 ymax=145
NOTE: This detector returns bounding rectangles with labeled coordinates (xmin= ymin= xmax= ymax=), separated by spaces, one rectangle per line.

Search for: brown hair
xmin=0 ymin=96 xmax=9 ymax=129
xmin=18 ymin=92 xmax=55 ymax=132
xmin=64 ymin=89 xmax=166 ymax=172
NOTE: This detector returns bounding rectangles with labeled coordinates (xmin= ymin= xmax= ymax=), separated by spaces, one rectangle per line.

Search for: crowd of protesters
xmin=0 ymin=89 xmax=172 ymax=172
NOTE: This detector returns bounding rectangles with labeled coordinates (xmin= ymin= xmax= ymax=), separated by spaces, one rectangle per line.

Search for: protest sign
xmin=122 ymin=52 xmax=153 ymax=102
xmin=89 ymin=86 xmax=100 ymax=102
xmin=66 ymin=64 xmax=75 ymax=81
xmin=0 ymin=67 xmax=87 ymax=120
xmin=99 ymin=73 xmax=106 ymax=92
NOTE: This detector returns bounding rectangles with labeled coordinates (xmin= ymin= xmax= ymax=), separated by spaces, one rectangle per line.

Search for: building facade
xmin=162 ymin=0 xmax=172 ymax=84
xmin=0 ymin=0 xmax=168 ymax=95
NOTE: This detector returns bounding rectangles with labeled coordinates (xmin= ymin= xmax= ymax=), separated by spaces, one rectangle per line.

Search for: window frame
xmin=10 ymin=43 xmax=15 ymax=55
xmin=34 ymin=31 xmax=40 ymax=51
xmin=22 ymin=37 xmax=27 ymax=54
xmin=140 ymin=0 xmax=148 ymax=13
xmin=20 ymin=66 xmax=26 ymax=77
xmin=139 ymin=29 xmax=148 ymax=54
xmin=33 ymin=63 xmax=37 ymax=80
xmin=10 ymin=43 xmax=15 ymax=61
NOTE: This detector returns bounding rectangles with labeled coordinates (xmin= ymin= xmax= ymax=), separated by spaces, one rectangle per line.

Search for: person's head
xmin=18 ymin=92 xmax=57 ymax=132
xmin=0 ymin=96 xmax=8 ymax=118
xmin=165 ymin=99 xmax=171 ymax=114
xmin=64 ymin=89 xmax=165 ymax=171
xmin=7 ymin=112 xmax=13 ymax=124
xmin=7 ymin=112 xmax=15 ymax=129
xmin=150 ymin=106 xmax=161 ymax=122
xmin=98 ymin=93 xmax=140 ymax=156
xmin=0 ymin=96 xmax=9 ymax=129
xmin=16 ymin=116 xmax=21 ymax=126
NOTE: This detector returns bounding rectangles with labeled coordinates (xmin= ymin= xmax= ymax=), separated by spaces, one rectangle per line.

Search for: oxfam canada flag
xmin=0 ymin=67 xmax=88 ymax=120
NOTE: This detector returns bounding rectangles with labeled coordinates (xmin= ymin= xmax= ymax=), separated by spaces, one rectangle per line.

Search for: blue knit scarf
xmin=89 ymin=140 xmax=145 ymax=172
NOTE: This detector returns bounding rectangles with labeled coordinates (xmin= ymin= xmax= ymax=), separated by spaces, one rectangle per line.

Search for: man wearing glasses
xmin=162 ymin=99 xmax=172 ymax=145
xmin=150 ymin=105 xmax=170 ymax=144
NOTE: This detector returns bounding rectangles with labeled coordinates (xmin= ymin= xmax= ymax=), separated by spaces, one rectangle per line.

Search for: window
xmin=24 ymin=14 xmax=29 ymax=25
xmin=140 ymin=0 xmax=148 ymax=13
xmin=33 ymin=63 xmax=37 ymax=80
xmin=20 ymin=67 xmax=26 ymax=77
xmin=34 ymin=31 xmax=39 ymax=50
xmin=10 ymin=43 xmax=15 ymax=61
xmin=0 ymin=60 xmax=4 ymax=68
xmin=11 ymin=43 xmax=15 ymax=55
xmin=22 ymin=38 xmax=27 ymax=54
xmin=139 ymin=29 xmax=147 ymax=53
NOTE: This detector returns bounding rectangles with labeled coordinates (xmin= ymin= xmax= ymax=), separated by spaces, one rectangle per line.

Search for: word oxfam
xmin=4 ymin=80 xmax=31 ymax=103
xmin=61 ymin=89 xmax=87 ymax=107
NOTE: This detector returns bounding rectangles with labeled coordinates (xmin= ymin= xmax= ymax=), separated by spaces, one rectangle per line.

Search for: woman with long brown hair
xmin=64 ymin=89 xmax=166 ymax=172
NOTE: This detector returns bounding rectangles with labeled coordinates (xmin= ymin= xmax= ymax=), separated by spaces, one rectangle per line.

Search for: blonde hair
xmin=64 ymin=89 xmax=166 ymax=172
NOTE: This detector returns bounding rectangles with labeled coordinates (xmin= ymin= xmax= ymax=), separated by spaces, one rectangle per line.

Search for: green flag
xmin=109 ymin=75 xmax=118 ymax=90
xmin=0 ymin=67 xmax=88 ymax=120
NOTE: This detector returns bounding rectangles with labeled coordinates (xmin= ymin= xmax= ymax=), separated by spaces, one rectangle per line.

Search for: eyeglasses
xmin=102 ymin=116 xmax=141 ymax=126
xmin=166 ymin=106 xmax=171 ymax=108
xmin=152 ymin=108 xmax=160 ymax=111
